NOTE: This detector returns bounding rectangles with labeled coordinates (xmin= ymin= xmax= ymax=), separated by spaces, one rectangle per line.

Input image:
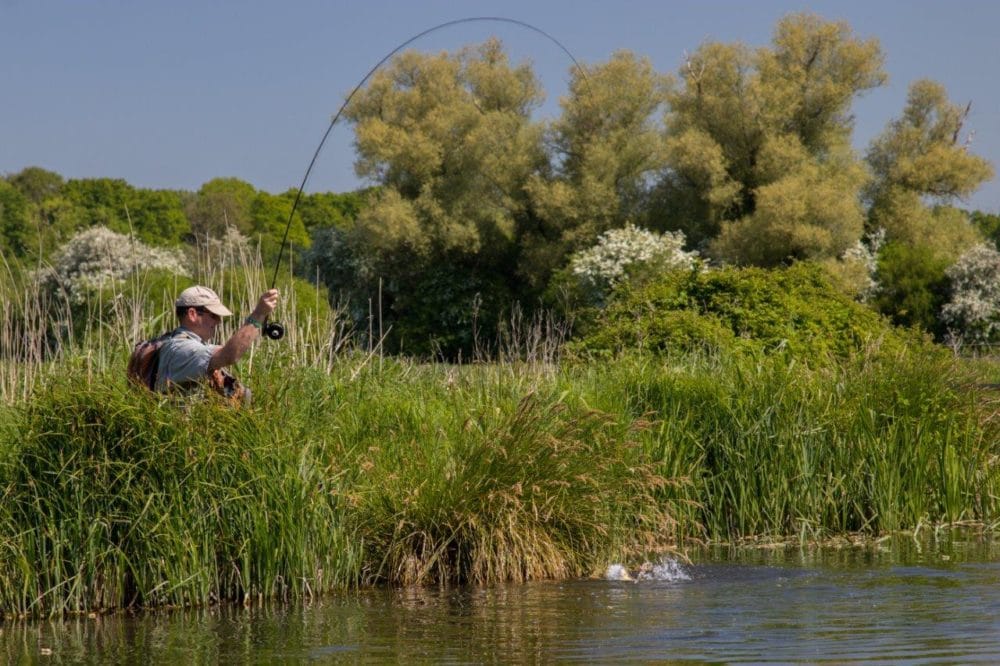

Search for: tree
xmin=0 ymin=180 xmax=30 ymax=256
xmin=249 ymin=191 xmax=309 ymax=264
xmin=3 ymin=168 xmax=80 ymax=258
xmin=346 ymin=39 xmax=544 ymax=264
xmin=971 ymin=210 xmax=1000 ymax=246
xmin=654 ymin=13 xmax=885 ymax=265
xmin=523 ymin=51 xmax=671 ymax=286
xmin=866 ymin=79 xmax=993 ymax=259
xmin=185 ymin=177 xmax=257 ymax=240
xmin=872 ymin=241 xmax=951 ymax=335
xmin=340 ymin=39 xmax=548 ymax=355
xmin=62 ymin=178 xmax=190 ymax=246
xmin=127 ymin=188 xmax=190 ymax=246
xmin=7 ymin=166 xmax=64 ymax=204
xmin=295 ymin=189 xmax=369 ymax=231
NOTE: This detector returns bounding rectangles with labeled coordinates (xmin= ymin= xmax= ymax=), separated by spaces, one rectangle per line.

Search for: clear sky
xmin=3 ymin=0 xmax=998 ymax=212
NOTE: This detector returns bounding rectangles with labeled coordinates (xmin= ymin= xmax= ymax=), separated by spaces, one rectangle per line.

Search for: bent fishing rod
xmin=262 ymin=16 xmax=588 ymax=341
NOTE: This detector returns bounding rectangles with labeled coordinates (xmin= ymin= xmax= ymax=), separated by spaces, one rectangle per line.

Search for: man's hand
xmin=251 ymin=289 xmax=280 ymax=322
xmin=209 ymin=289 xmax=282 ymax=371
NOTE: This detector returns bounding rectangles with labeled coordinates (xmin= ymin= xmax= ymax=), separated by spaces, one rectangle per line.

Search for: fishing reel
xmin=263 ymin=321 xmax=285 ymax=341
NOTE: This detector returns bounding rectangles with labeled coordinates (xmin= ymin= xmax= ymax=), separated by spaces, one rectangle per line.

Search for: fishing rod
xmin=262 ymin=16 xmax=588 ymax=341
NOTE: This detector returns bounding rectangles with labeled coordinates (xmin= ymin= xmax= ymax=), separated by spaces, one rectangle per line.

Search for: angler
xmin=146 ymin=285 xmax=279 ymax=402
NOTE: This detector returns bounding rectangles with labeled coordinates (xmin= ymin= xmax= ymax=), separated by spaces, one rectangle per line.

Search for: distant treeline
xmin=0 ymin=167 xmax=367 ymax=260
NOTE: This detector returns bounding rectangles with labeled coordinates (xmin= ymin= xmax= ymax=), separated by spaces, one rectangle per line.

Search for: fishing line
xmin=263 ymin=16 xmax=589 ymax=341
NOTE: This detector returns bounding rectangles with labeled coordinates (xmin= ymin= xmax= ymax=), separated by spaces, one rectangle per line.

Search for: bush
xmin=572 ymin=262 xmax=908 ymax=361
xmin=871 ymin=241 xmax=951 ymax=337
xmin=941 ymin=243 xmax=1000 ymax=345
xmin=36 ymin=226 xmax=188 ymax=306
xmin=548 ymin=225 xmax=699 ymax=312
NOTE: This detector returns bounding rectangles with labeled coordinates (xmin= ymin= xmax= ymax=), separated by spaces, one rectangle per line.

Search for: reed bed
xmin=576 ymin=348 xmax=1000 ymax=540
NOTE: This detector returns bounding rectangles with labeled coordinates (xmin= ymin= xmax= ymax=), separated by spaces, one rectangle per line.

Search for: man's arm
xmin=208 ymin=289 xmax=279 ymax=371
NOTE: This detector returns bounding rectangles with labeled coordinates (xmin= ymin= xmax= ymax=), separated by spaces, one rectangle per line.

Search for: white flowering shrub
xmin=38 ymin=226 xmax=188 ymax=303
xmin=197 ymin=226 xmax=256 ymax=269
xmin=838 ymin=228 xmax=884 ymax=302
xmin=941 ymin=243 xmax=1000 ymax=345
xmin=570 ymin=225 xmax=699 ymax=304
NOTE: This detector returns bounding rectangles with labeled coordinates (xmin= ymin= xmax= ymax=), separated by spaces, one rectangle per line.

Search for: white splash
xmin=604 ymin=557 xmax=690 ymax=582
xmin=637 ymin=557 xmax=690 ymax=581
xmin=604 ymin=564 xmax=634 ymax=581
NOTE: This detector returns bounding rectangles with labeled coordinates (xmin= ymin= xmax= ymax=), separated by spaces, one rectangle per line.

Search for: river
xmin=6 ymin=531 xmax=1000 ymax=664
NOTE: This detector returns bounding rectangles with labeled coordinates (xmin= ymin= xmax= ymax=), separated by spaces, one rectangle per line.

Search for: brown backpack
xmin=127 ymin=331 xmax=176 ymax=391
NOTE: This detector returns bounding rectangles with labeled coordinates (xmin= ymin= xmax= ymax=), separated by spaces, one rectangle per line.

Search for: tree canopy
xmin=657 ymin=13 xmax=885 ymax=265
xmin=867 ymin=79 xmax=994 ymax=260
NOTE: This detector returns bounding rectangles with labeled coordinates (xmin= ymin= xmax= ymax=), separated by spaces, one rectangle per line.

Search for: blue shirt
xmin=155 ymin=327 xmax=220 ymax=392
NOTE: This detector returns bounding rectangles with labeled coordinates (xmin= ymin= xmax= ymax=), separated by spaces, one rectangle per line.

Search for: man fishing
xmin=155 ymin=285 xmax=280 ymax=401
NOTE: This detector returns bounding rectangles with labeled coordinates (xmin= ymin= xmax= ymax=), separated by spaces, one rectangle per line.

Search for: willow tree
xmin=341 ymin=38 xmax=548 ymax=354
xmin=655 ymin=13 xmax=885 ymax=266
xmin=867 ymin=79 xmax=994 ymax=260
xmin=523 ymin=51 xmax=670 ymax=286
xmin=864 ymin=80 xmax=994 ymax=334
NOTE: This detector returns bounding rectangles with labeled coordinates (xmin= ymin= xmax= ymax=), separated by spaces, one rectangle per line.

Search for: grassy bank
xmin=2 ymin=343 xmax=999 ymax=617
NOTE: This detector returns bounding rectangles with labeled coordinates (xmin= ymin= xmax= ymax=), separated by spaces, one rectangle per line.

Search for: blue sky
xmin=3 ymin=0 xmax=998 ymax=212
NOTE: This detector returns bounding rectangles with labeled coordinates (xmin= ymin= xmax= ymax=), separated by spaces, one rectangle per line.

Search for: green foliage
xmin=184 ymin=177 xmax=257 ymax=240
xmin=7 ymin=166 xmax=64 ymax=204
xmin=523 ymin=50 xmax=670 ymax=285
xmin=867 ymin=80 xmax=993 ymax=256
xmin=573 ymin=262 xmax=904 ymax=360
xmin=872 ymin=241 xmax=951 ymax=336
xmin=0 ymin=180 xmax=30 ymax=256
xmin=295 ymin=189 xmax=369 ymax=231
xmin=656 ymin=13 xmax=884 ymax=262
xmin=384 ymin=261 xmax=513 ymax=357
xmin=62 ymin=178 xmax=191 ymax=246
xmin=971 ymin=210 xmax=1000 ymax=247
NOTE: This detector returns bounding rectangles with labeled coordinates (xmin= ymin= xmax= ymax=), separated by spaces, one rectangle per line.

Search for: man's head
xmin=175 ymin=285 xmax=232 ymax=339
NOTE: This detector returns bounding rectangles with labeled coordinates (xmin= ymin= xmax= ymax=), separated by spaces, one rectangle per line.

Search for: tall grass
xmin=0 ymin=361 xmax=679 ymax=616
xmin=0 ymin=372 xmax=361 ymax=616
xmin=581 ymin=347 xmax=1000 ymax=541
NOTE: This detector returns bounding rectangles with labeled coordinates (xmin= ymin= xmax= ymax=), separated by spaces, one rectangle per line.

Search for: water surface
xmin=7 ymin=533 xmax=1000 ymax=664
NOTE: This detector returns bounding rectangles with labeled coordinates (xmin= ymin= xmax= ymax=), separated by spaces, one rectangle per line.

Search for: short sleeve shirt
xmin=155 ymin=327 xmax=220 ymax=392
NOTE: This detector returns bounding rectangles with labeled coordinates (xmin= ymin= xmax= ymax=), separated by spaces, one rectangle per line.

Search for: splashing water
xmin=604 ymin=564 xmax=634 ymax=581
xmin=604 ymin=557 xmax=690 ymax=582
xmin=637 ymin=557 xmax=690 ymax=581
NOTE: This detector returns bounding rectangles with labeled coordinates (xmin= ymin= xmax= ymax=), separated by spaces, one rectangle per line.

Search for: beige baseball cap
xmin=175 ymin=285 xmax=233 ymax=317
